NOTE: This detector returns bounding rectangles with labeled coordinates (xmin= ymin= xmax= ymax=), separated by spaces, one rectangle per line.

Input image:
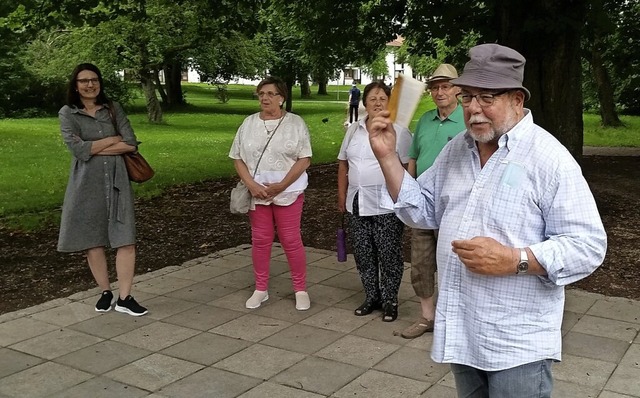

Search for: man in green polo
xmin=401 ymin=64 xmax=465 ymax=339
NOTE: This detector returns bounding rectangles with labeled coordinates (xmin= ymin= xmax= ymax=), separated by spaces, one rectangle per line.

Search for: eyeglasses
xmin=77 ymin=78 xmax=100 ymax=85
xmin=257 ymin=91 xmax=281 ymax=98
xmin=457 ymin=91 xmax=509 ymax=107
xmin=428 ymin=83 xmax=454 ymax=93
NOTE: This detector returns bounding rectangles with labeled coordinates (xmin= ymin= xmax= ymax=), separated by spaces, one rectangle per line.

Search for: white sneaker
xmin=246 ymin=290 xmax=269 ymax=309
xmin=295 ymin=291 xmax=310 ymax=311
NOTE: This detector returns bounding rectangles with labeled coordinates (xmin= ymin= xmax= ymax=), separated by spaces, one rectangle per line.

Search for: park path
xmin=0 ymin=244 xmax=638 ymax=397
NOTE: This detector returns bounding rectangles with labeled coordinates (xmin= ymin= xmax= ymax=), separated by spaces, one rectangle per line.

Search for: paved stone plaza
xmin=0 ymin=244 xmax=639 ymax=397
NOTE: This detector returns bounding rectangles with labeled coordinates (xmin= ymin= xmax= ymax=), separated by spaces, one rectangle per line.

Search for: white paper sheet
xmin=388 ymin=74 xmax=426 ymax=129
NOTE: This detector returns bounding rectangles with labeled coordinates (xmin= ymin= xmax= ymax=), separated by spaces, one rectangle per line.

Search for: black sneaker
xmin=95 ymin=290 xmax=114 ymax=312
xmin=114 ymin=295 xmax=148 ymax=316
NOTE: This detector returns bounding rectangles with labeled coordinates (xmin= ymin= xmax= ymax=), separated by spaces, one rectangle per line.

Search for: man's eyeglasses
xmin=428 ymin=83 xmax=454 ymax=93
xmin=257 ymin=91 xmax=281 ymax=98
xmin=457 ymin=91 xmax=509 ymax=107
xmin=77 ymin=78 xmax=100 ymax=85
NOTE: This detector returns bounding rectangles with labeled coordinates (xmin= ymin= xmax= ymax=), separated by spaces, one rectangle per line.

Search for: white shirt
xmin=229 ymin=112 xmax=312 ymax=207
xmin=382 ymin=110 xmax=607 ymax=370
xmin=338 ymin=117 xmax=412 ymax=216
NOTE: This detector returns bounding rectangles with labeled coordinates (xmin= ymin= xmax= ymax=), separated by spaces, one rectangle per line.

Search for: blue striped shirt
xmin=383 ymin=110 xmax=607 ymax=370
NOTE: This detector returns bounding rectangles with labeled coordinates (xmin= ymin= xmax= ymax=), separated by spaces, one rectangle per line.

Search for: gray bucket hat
xmin=450 ymin=43 xmax=531 ymax=101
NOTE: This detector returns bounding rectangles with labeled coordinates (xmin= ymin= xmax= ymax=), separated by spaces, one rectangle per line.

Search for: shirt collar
xmin=69 ymin=102 xmax=111 ymax=114
xmin=431 ymin=104 xmax=464 ymax=124
xmin=500 ymin=109 xmax=532 ymax=151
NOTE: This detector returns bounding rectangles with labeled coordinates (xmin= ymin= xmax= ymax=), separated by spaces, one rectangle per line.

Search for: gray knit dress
xmin=57 ymin=102 xmax=138 ymax=252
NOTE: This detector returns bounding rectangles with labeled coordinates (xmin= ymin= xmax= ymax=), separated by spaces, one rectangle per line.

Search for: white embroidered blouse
xmin=229 ymin=112 xmax=313 ymax=207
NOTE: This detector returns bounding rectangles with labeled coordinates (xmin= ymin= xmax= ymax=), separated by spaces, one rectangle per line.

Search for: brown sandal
xmin=400 ymin=317 xmax=434 ymax=338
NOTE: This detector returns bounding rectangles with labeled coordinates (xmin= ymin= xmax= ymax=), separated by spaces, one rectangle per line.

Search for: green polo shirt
xmin=408 ymin=104 xmax=465 ymax=176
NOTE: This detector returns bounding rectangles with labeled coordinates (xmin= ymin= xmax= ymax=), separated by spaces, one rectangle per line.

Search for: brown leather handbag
xmin=108 ymin=104 xmax=155 ymax=183
xmin=122 ymin=152 xmax=154 ymax=183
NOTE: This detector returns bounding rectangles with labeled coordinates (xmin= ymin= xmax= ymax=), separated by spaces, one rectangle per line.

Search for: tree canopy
xmin=1 ymin=0 xmax=635 ymax=155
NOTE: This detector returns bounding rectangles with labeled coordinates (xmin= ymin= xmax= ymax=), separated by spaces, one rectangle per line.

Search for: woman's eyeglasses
xmin=77 ymin=78 xmax=100 ymax=85
xmin=257 ymin=91 xmax=281 ymax=98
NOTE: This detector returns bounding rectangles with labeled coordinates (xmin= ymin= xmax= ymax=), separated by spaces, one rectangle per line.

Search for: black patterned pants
xmin=349 ymin=193 xmax=405 ymax=304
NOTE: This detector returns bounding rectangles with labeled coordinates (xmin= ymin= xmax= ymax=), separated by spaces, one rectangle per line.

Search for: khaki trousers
xmin=410 ymin=228 xmax=438 ymax=298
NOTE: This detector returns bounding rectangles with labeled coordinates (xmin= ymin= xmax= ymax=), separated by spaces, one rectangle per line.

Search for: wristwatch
xmin=516 ymin=249 xmax=529 ymax=274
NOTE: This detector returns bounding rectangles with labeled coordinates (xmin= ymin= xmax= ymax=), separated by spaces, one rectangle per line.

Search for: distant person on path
xmin=401 ymin=63 xmax=465 ymax=339
xmin=58 ymin=63 xmax=148 ymax=316
xmin=337 ymin=81 xmax=412 ymax=322
xmin=229 ymin=76 xmax=313 ymax=311
xmin=348 ymin=82 xmax=361 ymax=125
xmin=367 ymin=44 xmax=607 ymax=397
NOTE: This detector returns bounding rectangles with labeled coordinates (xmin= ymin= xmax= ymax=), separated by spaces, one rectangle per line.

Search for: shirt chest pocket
xmin=485 ymin=163 xmax=529 ymax=233
xmin=486 ymin=186 xmax=528 ymax=233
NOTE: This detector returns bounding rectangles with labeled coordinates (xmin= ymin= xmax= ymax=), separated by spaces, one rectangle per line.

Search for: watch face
xmin=518 ymin=261 xmax=529 ymax=273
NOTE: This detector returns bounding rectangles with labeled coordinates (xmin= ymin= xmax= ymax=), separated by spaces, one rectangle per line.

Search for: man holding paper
xmin=367 ymin=44 xmax=606 ymax=397
xmin=401 ymin=63 xmax=465 ymax=339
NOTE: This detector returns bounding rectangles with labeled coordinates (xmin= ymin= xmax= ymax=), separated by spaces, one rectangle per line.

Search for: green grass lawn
xmin=0 ymin=82 xmax=638 ymax=229
xmin=583 ymin=113 xmax=640 ymax=147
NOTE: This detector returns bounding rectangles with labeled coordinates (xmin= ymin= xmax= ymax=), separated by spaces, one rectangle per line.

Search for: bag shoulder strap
xmin=252 ymin=112 xmax=285 ymax=178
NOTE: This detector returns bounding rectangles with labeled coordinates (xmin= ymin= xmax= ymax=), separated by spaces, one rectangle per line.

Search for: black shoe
xmin=354 ymin=300 xmax=382 ymax=316
xmin=382 ymin=301 xmax=398 ymax=322
xmin=95 ymin=290 xmax=114 ymax=312
xmin=115 ymin=295 xmax=148 ymax=317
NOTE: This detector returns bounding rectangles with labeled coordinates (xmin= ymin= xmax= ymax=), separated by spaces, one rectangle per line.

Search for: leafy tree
xmin=405 ymin=0 xmax=589 ymax=158
xmin=359 ymin=50 xmax=390 ymax=82
xmin=264 ymin=0 xmax=407 ymax=103
xmin=8 ymin=0 xmax=263 ymax=122
xmin=193 ymin=32 xmax=271 ymax=85
xmin=398 ymin=34 xmax=480 ymax=79
xmin=609 ymin=0 xmax=640 ymax=115
xmin=582 ymin=0 xmax=622 ymax=126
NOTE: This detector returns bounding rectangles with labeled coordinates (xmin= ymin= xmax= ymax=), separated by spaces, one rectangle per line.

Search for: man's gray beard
xmin=469 ymin=112 xmax=518 ymax=144
xmin=469 ymin=129 xmax=497 ymax=143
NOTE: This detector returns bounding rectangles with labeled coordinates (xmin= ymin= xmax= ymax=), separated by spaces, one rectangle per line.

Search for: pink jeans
xmin=248 ymin=194 xmax=307 ymax=292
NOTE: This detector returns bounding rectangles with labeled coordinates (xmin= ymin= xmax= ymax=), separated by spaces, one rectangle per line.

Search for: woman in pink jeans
xmin=229 ymin=76 xmax=313 ymax=311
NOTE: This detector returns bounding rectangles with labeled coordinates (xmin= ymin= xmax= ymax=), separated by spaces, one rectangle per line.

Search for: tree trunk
xmin=285 ymin=76 xmax=295 ymax=112
xmin=317 ymin=79 xmax=328 ymax=95
xmin=496 ymin=0 xmax=586 ymax=159
xmin=300 ymin=75 xmax=311 ymax=98
xmin=590 ymin=35 xmax=623 ymax=127
xmin=140 ymin=70 xmax=163 ymax=123
xmin=154 ymin=69 xmax=168 ymax=104
xmin=164 ymin=60 xmax=185 ymax=107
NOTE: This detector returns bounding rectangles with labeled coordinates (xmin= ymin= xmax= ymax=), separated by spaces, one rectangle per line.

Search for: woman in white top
xmin=229 ymin=76 xmax=313 ymax=311
xmin=337 ymin=81 xmax=412 ymax=322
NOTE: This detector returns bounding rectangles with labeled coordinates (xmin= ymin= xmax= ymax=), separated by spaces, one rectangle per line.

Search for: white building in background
xmin=330 ymin=36 xmax=414 ymax=86
xmin=179 ymin=36 xmax=414 ymax=86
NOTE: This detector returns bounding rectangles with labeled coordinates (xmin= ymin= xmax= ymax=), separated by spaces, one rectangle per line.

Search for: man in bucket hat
xmin=401 ymin=64 xmax=465 ymax=339
xmin=367 ymin=43 xmax=606 ymax=397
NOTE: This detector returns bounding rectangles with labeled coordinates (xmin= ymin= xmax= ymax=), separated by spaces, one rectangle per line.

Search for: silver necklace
xmin=263 ymin=119 xmax=277 ymax=135
xmin=263 ymin=113 xmax=285 ymax=135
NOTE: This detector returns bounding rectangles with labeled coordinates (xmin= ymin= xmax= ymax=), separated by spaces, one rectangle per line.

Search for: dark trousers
xmin=349 ymin=194 xmax=405 ymax=303
xmin=349 ymin=104 xmax=359 ymax=123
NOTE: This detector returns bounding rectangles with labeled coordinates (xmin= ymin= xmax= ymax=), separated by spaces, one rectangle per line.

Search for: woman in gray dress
xmin=58 ymin=63 xmax=147 ymax=316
